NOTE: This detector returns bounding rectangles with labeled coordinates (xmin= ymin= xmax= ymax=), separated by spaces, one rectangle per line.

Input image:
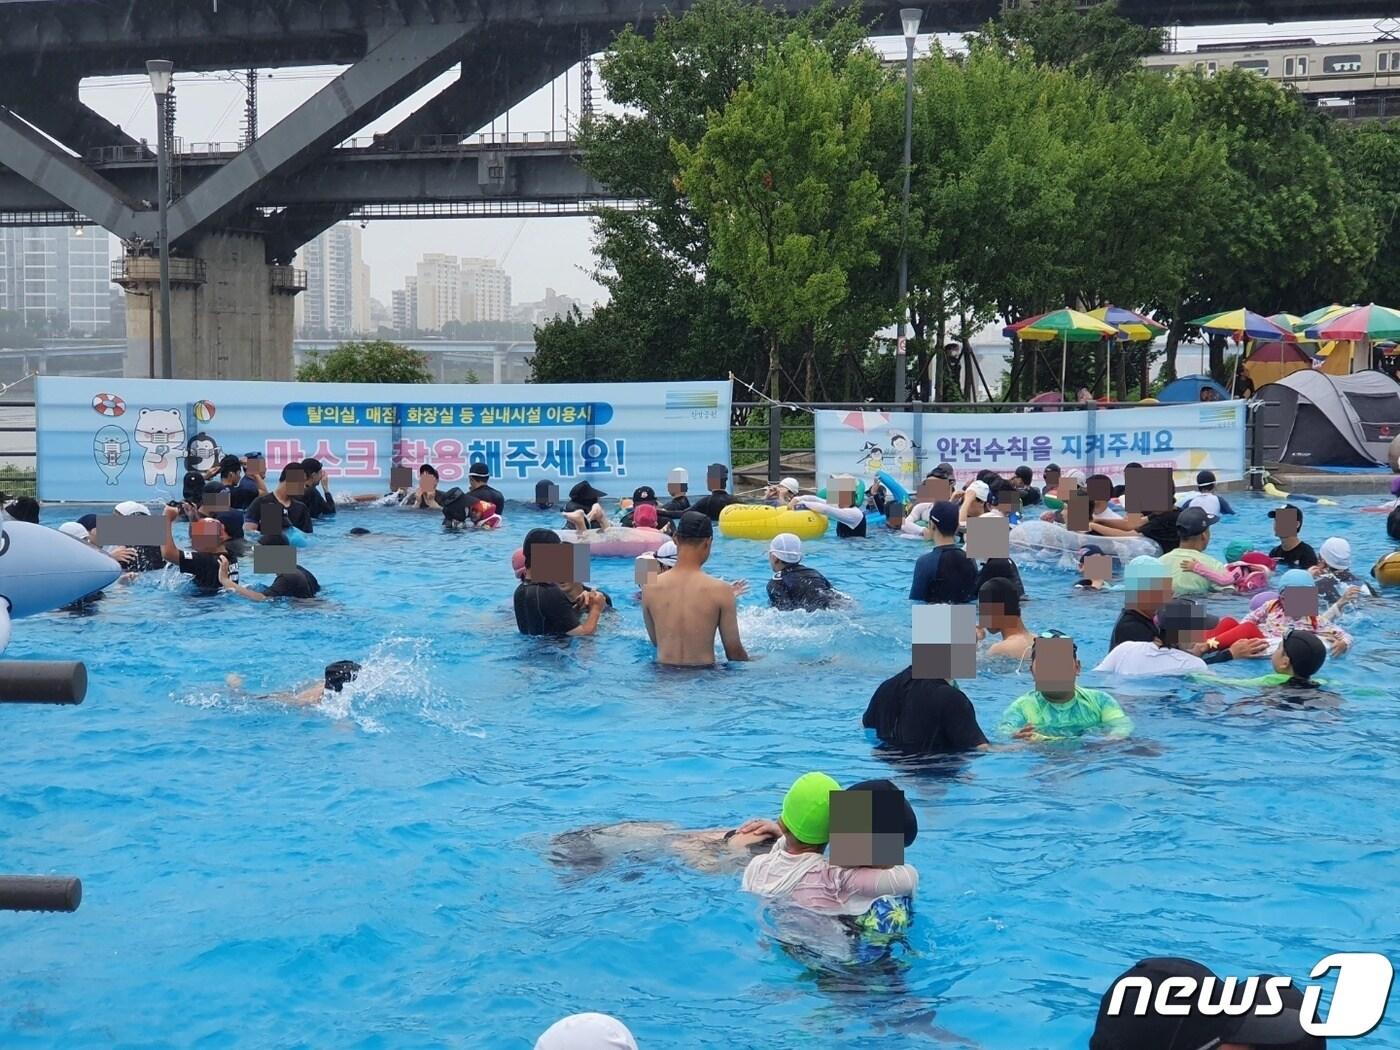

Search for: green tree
xmin=977 ymin=0 xmax=1166 ymax=80
xmin=675 ymin=36 xmax=890 ymax=403
xmin=1338 ymin=120 xmax=1400 ymax=307
xmin=296 ymin=339 xmax=434 ymax=384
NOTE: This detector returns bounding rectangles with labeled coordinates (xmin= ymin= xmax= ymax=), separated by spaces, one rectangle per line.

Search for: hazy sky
xmin=77 ymin=17 xmax=1383 ymax=309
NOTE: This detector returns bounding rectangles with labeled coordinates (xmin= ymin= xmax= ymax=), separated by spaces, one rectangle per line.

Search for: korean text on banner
xmin=39 ymin=378 xmax=731 ymax=502
xmin=814 ymin=402 xmax=1245 ymax=493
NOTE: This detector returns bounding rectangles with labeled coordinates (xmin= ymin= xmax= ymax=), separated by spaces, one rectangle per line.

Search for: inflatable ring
xmin=875 ymin=471 xmax=909 ymax=505
xmin=1263 ymin=481 xmax=1337 ymax=507
xmin=1010 ymin=520 xmax=1160 ymax=563
xmin=719 ymin=503 xmax=829 ymax=541
xmin=559 ymin=526 xmax=666 ymax=558
xmin=1373 ymin=551 xmax=1400 ymax=586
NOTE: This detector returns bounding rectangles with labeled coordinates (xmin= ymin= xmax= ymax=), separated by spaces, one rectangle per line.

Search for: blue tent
xmin=1158 ymin=374 xmax=1232 ymax=403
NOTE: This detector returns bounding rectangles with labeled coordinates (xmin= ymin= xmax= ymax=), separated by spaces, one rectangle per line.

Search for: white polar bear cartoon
xmin=134 ymin=407 xmax=185 ymax=487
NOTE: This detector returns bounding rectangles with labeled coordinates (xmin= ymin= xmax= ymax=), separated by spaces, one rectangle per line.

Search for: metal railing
xmin=111 ymin=256 xmax=207 ymax=285
xmin=87 ymin=131 xmax=578 ymax=166
xmin=269 ymin=266 xmax=307 ymax=292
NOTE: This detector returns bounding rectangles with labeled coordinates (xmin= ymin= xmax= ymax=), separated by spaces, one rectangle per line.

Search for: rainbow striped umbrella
xmin=1003 ymin=309 xmax=1120 ymax=402
xmin=1304 ymin=303 xmax=1400 ymax=342
xmin=1088 ymin=305 xmax=1167 ymax=342
xmin=1297 ymin=303 xmax=1351 ymax=329
xmin=1189 ymin=308 xmax=1296 ymax=342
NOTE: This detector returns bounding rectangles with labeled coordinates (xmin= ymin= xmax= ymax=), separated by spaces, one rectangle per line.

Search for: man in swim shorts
xmin=641 ymin=511 xmax=748 ymax=666
xmin=862 ymin=667 xmax=989 ymax=754
xmin=976 ymin=578 xmax=1033 ymax=659
xmin=513 ymin=528 xmax=606 ymax=638
xmin=998 ymin=633 xmax=1132 ymax=741
xmin=765 ymin=533 xmax=840 ymax=611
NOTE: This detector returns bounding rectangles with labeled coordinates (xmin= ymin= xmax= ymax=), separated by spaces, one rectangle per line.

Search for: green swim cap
xmin=1225 ymin=540 xmax=1251 ymax=563
xmin=781 ymin=772 xmax=841 ymax=846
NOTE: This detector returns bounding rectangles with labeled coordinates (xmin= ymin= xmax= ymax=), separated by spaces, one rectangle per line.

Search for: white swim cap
xmin=1319 ymin=536 xmax=1351 ymax=570
xmin=655 ymin=540 xmax=678 ymax=568
xmin=534 ymin=1013 xmax=638 ymax=1050
xmin=966 ymin=480 xmax=991 ymax=503
xmin=58 ymin=522 xmax=89 ymax=541
xmin=114 ymin=500 xmax=151 ymax=516
xmin=779 ymin=477 xmax=800 ymax=494
xmin=667 ymin=467 xmax=688 ymax=485
xmin=769 ymin=532 xmax=803 ymax=564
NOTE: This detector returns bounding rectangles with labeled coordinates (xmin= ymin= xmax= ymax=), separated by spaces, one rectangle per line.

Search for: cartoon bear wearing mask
xmin=134 ymin=408 xmax=185 ymax=486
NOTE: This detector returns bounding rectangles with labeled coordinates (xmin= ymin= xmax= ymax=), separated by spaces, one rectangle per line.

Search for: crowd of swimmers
xmin=27 ymin=448 xmax=1384 ymax=1048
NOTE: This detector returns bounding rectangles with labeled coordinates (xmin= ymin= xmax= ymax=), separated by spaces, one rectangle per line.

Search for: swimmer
xmin=1157 ymin=507 xmax=1228 ymax=595
xmin=791 ymin=478 xmax=867 ymax=537
xmin=976 ymin=578 xmax=1032 ymax=660
xmin=765 ymin=533 xmax=842 ymax=611
xmin=217 ymin=551 xmax=320 ymax=601
xmin=1193 ymin=627 xmax=1329 ymax=691
xmin=1312 ymin=536 xmax=1377 ymax=603
xmin=641 ymin=511 xmax=748 ymax=666
xmin=1268 ymin=503 xmax=1318 ymax=570
xmin=862 ymin=667 xmax=989 ymax=755
xmin=514 ymin=528 xmax=606 ymax=637
xmin=658 ymin=467 xmax=692 ymax=525
xmin=973 ymin=556 xmax=1026 ymax=599
xmin=1073 ymin=544 xmax=1108 ymax=590
xmin=462 ymin=461 xmax=505 ymax=517
xmin=226 ymin=660 xmax=361 ymax=707
xmin=244 ymin=464 xmax=314 ymax=535
xmin=547 ymin=821 xmax=780 ymax=877
xmin=1109 ymin=556 xmax=1174 ymax=648
xmin=161 ymin=503 xmax=240 ymax=594
xmin=4 ymin=496 xmax=39 ymax=523
xmin=958 ymin=479 xmax=993 ymax=524
xmin=762 ymin=477 xmax=801 ymax=506
xmin=401 ymin=464 xmax=442 ymax=509
xmin=997 ymin=632 xmax=1132 ymax=741
xmin=909 ymin=502 xmax=977 ymax=605
xmin=618 ymin=484 xmax=659 ymax=527
xmin=643 ymin=540 xmax=747 ymax=597
xmin=295 ymin=457 xmax=337 ymax=519
xmin=442 ymin=490 xmax=502 ymax=530
xmin=1095 ymin=598 xmax=1235 ymax=676
xmin=686 ymin=464 xmax=736 ymax=521
xmin=535 ymin=1014 xmax=638 ymax=1050
xmin=1244 ymin=568 xmax=1355 ymax=656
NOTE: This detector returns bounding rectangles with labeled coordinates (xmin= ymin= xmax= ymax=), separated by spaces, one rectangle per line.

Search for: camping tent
xmin=1243 ymin=341 xmax=1316 ymax=390
xmin=1158 ymin=374 xmax=1231 ymax=403
xmin=1255 ymin=369 xmax=1400 ymax=467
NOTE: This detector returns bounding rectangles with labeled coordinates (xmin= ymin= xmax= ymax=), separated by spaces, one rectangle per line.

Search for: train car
xmin=1142 ymin=38 xmax=1400 ymax=98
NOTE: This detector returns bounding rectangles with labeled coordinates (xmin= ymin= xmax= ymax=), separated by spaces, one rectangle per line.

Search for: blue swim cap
xmin=1279 ymin=568 xmax=1315 ymax=590
xmin=1123 ymin=555 xmax=1169 ymax=583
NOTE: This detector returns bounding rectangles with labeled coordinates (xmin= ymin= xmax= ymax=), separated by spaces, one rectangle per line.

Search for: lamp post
xmin=146 ymin=59 xmax=174 ymax=379
xmin=895 ymin=8 xmax=920 ymax=406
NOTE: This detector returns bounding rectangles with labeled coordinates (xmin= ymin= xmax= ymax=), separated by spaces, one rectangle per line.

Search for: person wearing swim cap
xmin=618 ymin=485 xmax=659 ymax=527
xmin=765 ymin=533 xmax=840 ymax=612
xmin=687 ymin=464 xmax=735 ymax=521
xmin=1312 ymin=535 xmax=1376 ymax=603
xmin=763 ymin=477 xmax=802 ymax=506
xmin=737 ymin=773 xmax=919 ymax=927
xmin=1110 ymin=556 xmax=1174 ymax=648
xmin=863 ymin=666 xmax=989 ymax=755
xmin=641 ymin=511 xmax=747 ymax=666
xmin=514 ymin=528 xmax=606 ymax=637
xmin=226 ymin=660 xmax=360 ymax=707
xmin=160 ymin=502 xmax=240 ymax=594
xmin=998 ymin=634 xmax=1132 ymax=741
xmin=1244 ymin=569 xmax=1355 ymax=656
xmin=1193 ymin=628 xmax=1331 ymax=695
xmin=909 ymin=501 xmax=977 ymax=604
xmin=463 ymin=461 xmax=505 ymax=517
xmin=534 ymin=1012 xmax=638 ymax=1050
xmin=790 ymin=475 xmax=868 ymax=537
xmin=976 ymin=578 xmax=1033 ymax=660
xmin=657 ymin=467 xmax=692 ymax=527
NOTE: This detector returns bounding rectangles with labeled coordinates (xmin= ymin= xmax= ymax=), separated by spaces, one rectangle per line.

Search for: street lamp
xmin=895 ymin=8 xmax=920 ymax=405
xmin=146 ymin=59 xmax=175 ymax=380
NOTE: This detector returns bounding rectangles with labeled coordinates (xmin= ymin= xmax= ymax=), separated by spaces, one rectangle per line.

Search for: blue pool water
xmin=4 ymin=496 xmax=1400 ymax=1048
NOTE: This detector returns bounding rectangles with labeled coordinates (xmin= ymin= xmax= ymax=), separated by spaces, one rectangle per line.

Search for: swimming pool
xmin=3 ymin=496 xmax=1399 ymax=1048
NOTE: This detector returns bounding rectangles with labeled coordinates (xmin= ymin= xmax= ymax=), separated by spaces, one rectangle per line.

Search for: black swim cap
xmin=1282 ymin=629 xmax=1326 ymax=680
xmin=845 ymin=779 xmax=918 ymax=846
xmin=676 ymin=510 xmax=713 ymax=542
xmin=324 ymin=660 xmax=361 ymax=693
xmin=978 ymin=577 xmax=1021 ymax=618
xmin=523 ymin=527 xmax=561 ymax=568
xmin=349 ymin=526 xmax=371 ymax=536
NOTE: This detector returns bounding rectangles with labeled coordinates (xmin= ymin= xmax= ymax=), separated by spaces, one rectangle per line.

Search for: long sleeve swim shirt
xmin=997 ymin=686 xmax=1132 ymax=740
xmin=741 ymin=842 xmax=919 ymax=917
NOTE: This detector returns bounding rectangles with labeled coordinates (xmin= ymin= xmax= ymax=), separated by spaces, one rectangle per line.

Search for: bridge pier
xmin=114 ymin=231 xmax=304 ymax=380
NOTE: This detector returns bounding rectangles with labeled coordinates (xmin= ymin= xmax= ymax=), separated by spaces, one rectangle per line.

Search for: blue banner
xmin=39 ymin=378 xmax=731 ymax=502
xmin=815 ymin=402 xmax=1246 ymax=492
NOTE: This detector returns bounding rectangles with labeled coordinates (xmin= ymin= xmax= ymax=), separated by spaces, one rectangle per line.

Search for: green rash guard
xmin=998 ymin=686 xmax=1133 ymax=740
xmin=1190 ymin=671 xmax=1326 ymax=689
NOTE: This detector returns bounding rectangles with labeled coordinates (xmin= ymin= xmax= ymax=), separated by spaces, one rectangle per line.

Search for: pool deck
xmin=1267 ymin=468 xmax=1394 ymax=495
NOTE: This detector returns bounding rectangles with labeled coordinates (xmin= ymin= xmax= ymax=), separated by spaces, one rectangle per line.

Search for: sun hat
xmin=780 ymin=772 xmax=841 ymax=846
xmin=1319 ymin=536 xmax=1351 ymax=570
xmin=768 ymin=532 xmax=803 ymax=564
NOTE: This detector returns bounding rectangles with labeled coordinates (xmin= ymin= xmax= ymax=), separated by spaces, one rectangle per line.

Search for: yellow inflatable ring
xmin=1373 ymin=551 xmax=1400 ymax=586
xmin=718 ymin=503 xmax=829 ymax=541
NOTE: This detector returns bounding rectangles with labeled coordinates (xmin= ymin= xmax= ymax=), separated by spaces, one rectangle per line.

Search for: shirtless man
xmin=641 ymin=511 xmax=749 ymax=666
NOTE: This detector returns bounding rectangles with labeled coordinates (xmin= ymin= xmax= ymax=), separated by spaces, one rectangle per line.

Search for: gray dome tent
xmin=1255 ymin=369 xmax=1400 ymax=467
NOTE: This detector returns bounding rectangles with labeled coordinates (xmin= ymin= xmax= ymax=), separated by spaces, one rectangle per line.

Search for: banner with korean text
xmin=38 ymin=377 xmax=731 ymax=502
xmin=815 ymin=401 xmax=1246 ymax=493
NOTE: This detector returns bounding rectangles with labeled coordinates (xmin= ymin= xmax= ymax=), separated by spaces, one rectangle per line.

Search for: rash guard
xmin=997 ymin=686 xmax=1132 ymax=740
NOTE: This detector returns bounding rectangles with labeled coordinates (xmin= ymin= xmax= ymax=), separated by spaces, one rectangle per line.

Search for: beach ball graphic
xmin=193 ymin=400 xmax=216 ymax=423
xmin=92 ymin=392 xmax=125 ymax=417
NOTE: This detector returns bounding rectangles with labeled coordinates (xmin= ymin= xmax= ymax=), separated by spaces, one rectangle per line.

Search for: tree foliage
xmin=977 ymin=0 xmax=1166 ymax=80
xmin=296 ymin=340 xmax=433 ymax=384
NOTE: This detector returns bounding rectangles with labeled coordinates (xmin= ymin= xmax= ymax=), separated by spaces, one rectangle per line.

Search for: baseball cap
xmin=631 ymin=485 xmax=657 ymax=504
xmin=655 ymin=540 xmax=678 ymax=567
xmin=1175 ymin=506 xmax=1219 ymax=537
xmin=534 ymin=1012 xmax=638 ymax=1050
xmin=569 ymin=480 xmax=606 ymax=504
xmin=778 ymin=477 xmax=800 ymax=494
xmin=928 ymin=500 xmax=960 ymax=536
xmin=780 ymin=772 xmax=841 ymax=846
xmin=1196 ymin=469 xmax=1216 ymax=486
xmin=1282 ymin=629 xmax=1327 ymax=679
xmin=468 ymin=461 xmax=489 ymax=479
xmin=1319 ymin=536 xmax=1351 ymax=570
xmin=1090 ymin=957 xmax=1309 ymax=1050
xmin=1279 ymin=568 xmax=1316 ymax=591
xmin=769 ymin=532 xmax=803 ymax=564
xmin=58 ymin=522 xmax=88 ymax=541
xmin=1268 ymin=502 xmax=1304 ymax=525
xmin=966 ymin=479 xmax=991 ymax=503
xmin=632 ymin=503 xmax=658 ymax=529
xmin=114 ymin=500 xmax=150 ymax=516
xmin=676 ymin=510 xmax=713 ymax=541
xmin=1156 ymin=597 xmax=1220 ymax=635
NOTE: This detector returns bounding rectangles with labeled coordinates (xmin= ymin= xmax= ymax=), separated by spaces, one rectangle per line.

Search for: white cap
xmin=778 ymin=477 xmax=800 ymax=494
xmin=966 ymin=480 xmax=991 ymax=503
xmin=769 ymin=532 xmax=803 ymax=564
xmin=1062 ymin=468 xmax=1085 ymax=483
xmin=1320 ymin=536 xmax=1351 ymax=570
xmin=58 ymin=522 xmax=89 ymax=541
xmin=535 ymin=1013 xmax=638 ymax=1050
xmin=114 ymin=500 xmax=150 ymax=516
xmin=667 ymin=467 xmax=689 ymax=485
xmin=655 ymin=540 xmax=678 ymax=567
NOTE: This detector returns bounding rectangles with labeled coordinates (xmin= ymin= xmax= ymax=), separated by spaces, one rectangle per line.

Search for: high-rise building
xmin=511 ymin=287 xmax=582 ymax=327
xmin=415 ymin=253 xmax=461 ymax=332
xmin=295 ymin=224 xmax=370 ymax=337
xmin=459 ymin=257 xmax=511 ymax=323
xmin=0 ymin=226 xmax=111 ymax=334
xmin=392 ymin=279 xmax=417 ymax=333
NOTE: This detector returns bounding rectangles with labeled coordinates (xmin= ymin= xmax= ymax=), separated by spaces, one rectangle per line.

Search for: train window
xmin=1322 ymin=54 xmax=1364 ymax=75
xmin=1193 ymin=60 xmax=1217 ymax=75
xmin=1298 ymin=56 xmax=1308 ymax=75
xmin=1285 ymin=57 xmax=1295 ymax=76
xmin=1384 ymin=53 xmax=1391 ymax=73
xmin=1233 ymin=60 xmax=1269 ymax=75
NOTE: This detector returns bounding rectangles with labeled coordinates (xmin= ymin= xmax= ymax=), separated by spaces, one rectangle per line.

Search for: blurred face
xmin=1271 ymin=645 xmax=1289 ymax=674
xmin=421 ymin=472 xmax=438 ymax=494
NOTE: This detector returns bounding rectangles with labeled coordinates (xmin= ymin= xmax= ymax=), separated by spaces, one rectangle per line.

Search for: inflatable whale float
xmin=0 ymin=520 xmax=122 ymax=651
